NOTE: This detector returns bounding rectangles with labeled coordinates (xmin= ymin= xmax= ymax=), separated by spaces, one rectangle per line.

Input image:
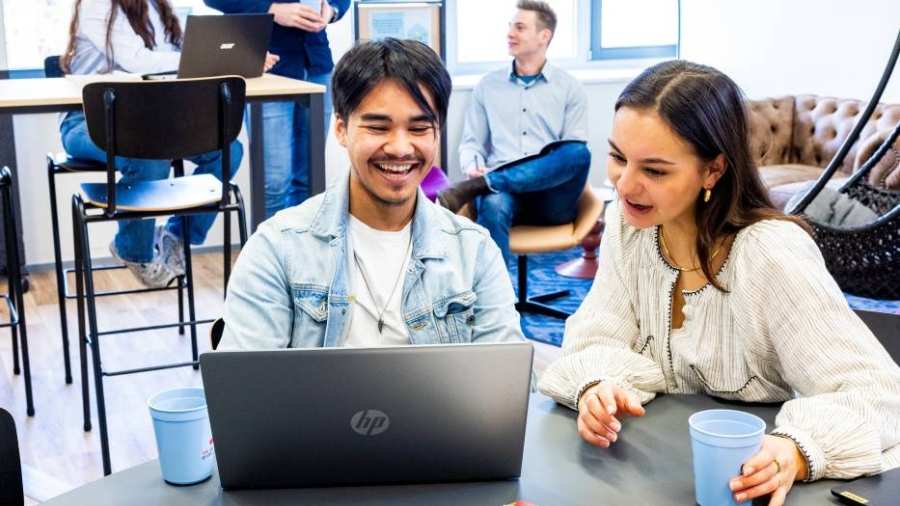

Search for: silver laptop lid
xmin=199 ymin=342 xmax=533 ymax=490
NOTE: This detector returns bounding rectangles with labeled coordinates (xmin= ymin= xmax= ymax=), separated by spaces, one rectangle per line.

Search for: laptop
xmin=199 ymin=342 xmax=534 ymax=490
xmin=143 ymin=14 xmax=273 ymax=80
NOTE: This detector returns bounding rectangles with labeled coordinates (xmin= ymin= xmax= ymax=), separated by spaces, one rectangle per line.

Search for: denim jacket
xmin=220 ymin=172 xmax=525 ymax=349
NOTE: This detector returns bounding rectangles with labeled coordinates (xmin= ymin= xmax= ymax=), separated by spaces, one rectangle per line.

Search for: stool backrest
xmin=81 ymin=76 xmax=246 ymax=215
xmin=0 ymin=408 xmax=23 ymax=505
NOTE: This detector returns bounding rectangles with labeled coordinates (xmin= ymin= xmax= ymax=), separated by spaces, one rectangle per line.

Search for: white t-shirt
xmin=343 ymin=215 xmax=413 ymax=347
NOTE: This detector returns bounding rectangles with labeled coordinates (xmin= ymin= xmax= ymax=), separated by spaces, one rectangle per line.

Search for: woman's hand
xmin=264 ymin=52 xmax=280 ymax=73
xmin=576 ymin=382 xmax=645 ymax=447
xmin=730 ymin=435 xmax=809 ymax=505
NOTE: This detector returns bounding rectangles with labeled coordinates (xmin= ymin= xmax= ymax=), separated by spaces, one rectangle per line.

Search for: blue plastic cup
xmin=688 ymin=409 xmax=765 ymax=506
xmin=148 ymin=387 xmax=215 ymax=485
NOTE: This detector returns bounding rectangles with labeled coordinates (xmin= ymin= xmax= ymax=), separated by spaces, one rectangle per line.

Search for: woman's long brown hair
xmin=61 ymin=0 xmax=183 ymax=73
xmin=615 ymin=60 xmax=810 ymax=292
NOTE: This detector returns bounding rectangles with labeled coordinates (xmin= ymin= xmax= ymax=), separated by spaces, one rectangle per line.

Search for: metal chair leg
xmin=514 ymin=255 xmax=572 ymax=321
xmin=177 ymin=276 xmax=185 ymax=336
xmin=4 ymin=178 xmax=33 ymax=415
xmin=10 ymin=314 xmax=19 ymax=375
xmin=48 ymin=161 xmax=73 ymax=384
xmin=181 ymin=216 xmax=199 ymax=370
xmin=77 ymin=201 xmax=112 ymax=475
xmin=72 ymin=198 xmax=91 ymax=432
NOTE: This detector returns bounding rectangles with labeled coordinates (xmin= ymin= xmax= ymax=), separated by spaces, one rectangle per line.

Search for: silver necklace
xmin=352 ymin=234 xmax=412 ymax=334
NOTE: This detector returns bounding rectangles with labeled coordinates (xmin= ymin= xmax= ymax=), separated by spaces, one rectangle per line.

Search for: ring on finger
xmin=772 ymin=459 xmax=782 ymax=474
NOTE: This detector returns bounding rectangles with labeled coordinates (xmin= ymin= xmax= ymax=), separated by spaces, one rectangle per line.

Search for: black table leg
xmin=248 ymin=102 xmax=265 ymax=232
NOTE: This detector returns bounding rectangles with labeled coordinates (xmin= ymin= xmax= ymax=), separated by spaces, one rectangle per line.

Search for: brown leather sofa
xmin=746 ymin=95 xmax=900 ymax=209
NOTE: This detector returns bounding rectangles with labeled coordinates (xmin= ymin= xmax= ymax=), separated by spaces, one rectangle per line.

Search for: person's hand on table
xmin=264 ymin=52 xmax=280 ymax=72
xmin=576 ymin=382 xmax=645 ymax=448
xmin=730 ymin=435 xmax=809 ymax=505
xmin=268 ymin=3 xmax=327 ymax=32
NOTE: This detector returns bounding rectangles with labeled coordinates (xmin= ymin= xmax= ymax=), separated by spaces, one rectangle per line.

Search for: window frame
xmin=446 ymin=0 xmax=680 ymax=75
xmin=588 ymin=0 xmax=680 ymax=61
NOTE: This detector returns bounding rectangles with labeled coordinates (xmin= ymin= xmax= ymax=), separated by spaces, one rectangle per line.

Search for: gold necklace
xmin=659 ymin=226 xmax=721 ymax=273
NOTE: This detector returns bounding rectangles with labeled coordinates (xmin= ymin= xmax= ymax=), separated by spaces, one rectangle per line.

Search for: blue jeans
xmin=60 ymin=111 xmax=243 ymax=263
xmin=247 ymin=71 xmax=332 ymax=219
xmin=477 ymin=142 xmax=591 ymax=265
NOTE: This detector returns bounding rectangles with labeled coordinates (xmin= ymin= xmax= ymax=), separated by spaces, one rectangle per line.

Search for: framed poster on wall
xmin=357 ymin=2 xmax=442 ymax=55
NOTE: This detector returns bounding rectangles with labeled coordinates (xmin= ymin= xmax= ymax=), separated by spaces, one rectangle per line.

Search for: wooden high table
xmin=0 ymin=73 xmax=327 ymax=232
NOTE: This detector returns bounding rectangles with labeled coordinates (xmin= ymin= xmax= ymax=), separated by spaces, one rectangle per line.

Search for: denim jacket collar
xmin=307 ymin=169 xmax=447 ymax=261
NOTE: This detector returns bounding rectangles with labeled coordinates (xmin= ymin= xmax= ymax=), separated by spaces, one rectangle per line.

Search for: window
xmin=0 ymin=0 xmax=216 ymax=72
xmin=446 ymin=0 xmax=679 ymax=74
xmin=590 ymin=0 xmax=678 ymax=60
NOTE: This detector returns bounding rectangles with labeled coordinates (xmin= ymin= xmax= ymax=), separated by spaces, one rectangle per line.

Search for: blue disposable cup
xmin=688 ymin=409 xmax=765 ymax=506
xmin=148 ymin=387 xmax=215 ymax=485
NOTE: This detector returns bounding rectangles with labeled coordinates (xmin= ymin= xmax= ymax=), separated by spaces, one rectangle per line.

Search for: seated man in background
xmin=439 ymin=0 xmax=591 ymax=265
xmin=219 ymin=38 xmax=524 ymax=349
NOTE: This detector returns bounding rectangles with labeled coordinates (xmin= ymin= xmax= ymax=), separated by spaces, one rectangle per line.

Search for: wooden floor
xmin=0 ymin=251 xmax=561 ymax=502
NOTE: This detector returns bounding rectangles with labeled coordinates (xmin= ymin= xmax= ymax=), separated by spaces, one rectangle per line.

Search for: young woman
xmin=59 ymin=0 xmax=258 ymax=287
xmin=538 ymin=60 xmax=900 ymax=505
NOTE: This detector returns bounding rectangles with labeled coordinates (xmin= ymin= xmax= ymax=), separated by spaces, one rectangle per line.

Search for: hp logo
xmin=351 ymin=409 xmax=390 ymax=436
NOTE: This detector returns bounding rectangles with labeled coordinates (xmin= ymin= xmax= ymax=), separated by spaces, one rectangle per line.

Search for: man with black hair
xmin=219 ymin=38 xmax=524 ymax=349
xmin=439 ymin=0 xmax=591 ymax=266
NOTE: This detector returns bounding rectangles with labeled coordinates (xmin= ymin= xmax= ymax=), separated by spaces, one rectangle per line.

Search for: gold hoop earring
xmin=703 ymin=188 xmax=712 ymax=203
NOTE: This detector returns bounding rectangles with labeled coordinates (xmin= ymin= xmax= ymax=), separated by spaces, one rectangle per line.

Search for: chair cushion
xmin=509 ymin=187 xmax=605 ymax=254
xmin=769 ymin=177 xmax=848 ymax=211
xmin=80 ymin=174 xmax=222 ymax=211
xmin=510 ymin=223 xmax=579 ymax=253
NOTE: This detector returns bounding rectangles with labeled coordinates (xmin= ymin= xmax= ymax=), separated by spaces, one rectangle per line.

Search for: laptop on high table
xmin=143 ymin=14 xmax=273 ymax=80
xmin=199 ymin=342 xmax=534 ymax=490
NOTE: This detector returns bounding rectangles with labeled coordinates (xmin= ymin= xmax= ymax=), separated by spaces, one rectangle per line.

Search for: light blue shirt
xmin=458 ymin=61 xmax=589 ymax=173
xmin=219 ymin=170 xmax=526 ymax=350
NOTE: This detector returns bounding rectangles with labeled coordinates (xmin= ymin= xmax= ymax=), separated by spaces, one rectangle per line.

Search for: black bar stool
xmin=0 ymin=167 xmax=33 ymax=416
xmin=43 ymin=56 xmax=187 ymax=387
xmin=72 ymin=76 xmax=248 ymax=475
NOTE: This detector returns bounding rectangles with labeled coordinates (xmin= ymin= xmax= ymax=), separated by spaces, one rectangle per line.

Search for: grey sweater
xmin=538 ymin=201 xmax=900 ymax=481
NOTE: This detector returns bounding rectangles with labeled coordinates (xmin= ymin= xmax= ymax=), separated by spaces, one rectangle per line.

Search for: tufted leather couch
xmin=746 ymin=95 xmax=900 ymax=209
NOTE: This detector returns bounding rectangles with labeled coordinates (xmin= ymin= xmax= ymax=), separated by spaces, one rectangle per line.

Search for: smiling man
xmin=219 ymin=38 xmax=524 ymax=349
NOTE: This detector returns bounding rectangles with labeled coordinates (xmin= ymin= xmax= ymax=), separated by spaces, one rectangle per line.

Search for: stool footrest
xmin=103 ymin=360 xmax=199 ymax=377
xmin=96 ymin=318 xmax=214 ymax=337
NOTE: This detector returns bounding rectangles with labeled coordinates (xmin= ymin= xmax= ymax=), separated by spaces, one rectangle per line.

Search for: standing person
xmin=218 ymin=38 xmax=524 ymax=350
xmin=538 ymin=60 xmax=900 ymax=506
xmin=438 ymin=0 xmax=591 ymax=265
xmin=205 ymin=0 xmax=351 ymax=218
xmin=60 ymin=0 xmax=249 ymax=288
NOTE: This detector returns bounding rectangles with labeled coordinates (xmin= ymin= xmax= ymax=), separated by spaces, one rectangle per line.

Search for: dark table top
xmin=44 ymin=394 xmax=846 ymax=505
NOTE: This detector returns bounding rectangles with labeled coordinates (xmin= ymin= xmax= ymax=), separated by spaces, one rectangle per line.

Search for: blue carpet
xmin=513 ymin=248 xmax=900 ymax=347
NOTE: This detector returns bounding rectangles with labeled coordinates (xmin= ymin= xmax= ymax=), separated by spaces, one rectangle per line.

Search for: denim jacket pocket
xmin=432 ymin=290 xmax=477 ymax=343
xmin=292 ymin=285 xmax=329 ymax=346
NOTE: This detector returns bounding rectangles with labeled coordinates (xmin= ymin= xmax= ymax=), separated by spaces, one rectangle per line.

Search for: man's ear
xmin=334 ymin=114 xmax=349 ymax=148
xmin=540 ymin=29 xmax=552 ymax=47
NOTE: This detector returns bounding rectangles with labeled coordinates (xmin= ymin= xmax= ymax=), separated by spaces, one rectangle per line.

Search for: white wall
xmin=679 ymin=0 xmax=900 ymax=102
xmin=6 ymin=0 xmax=900 ymax=268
